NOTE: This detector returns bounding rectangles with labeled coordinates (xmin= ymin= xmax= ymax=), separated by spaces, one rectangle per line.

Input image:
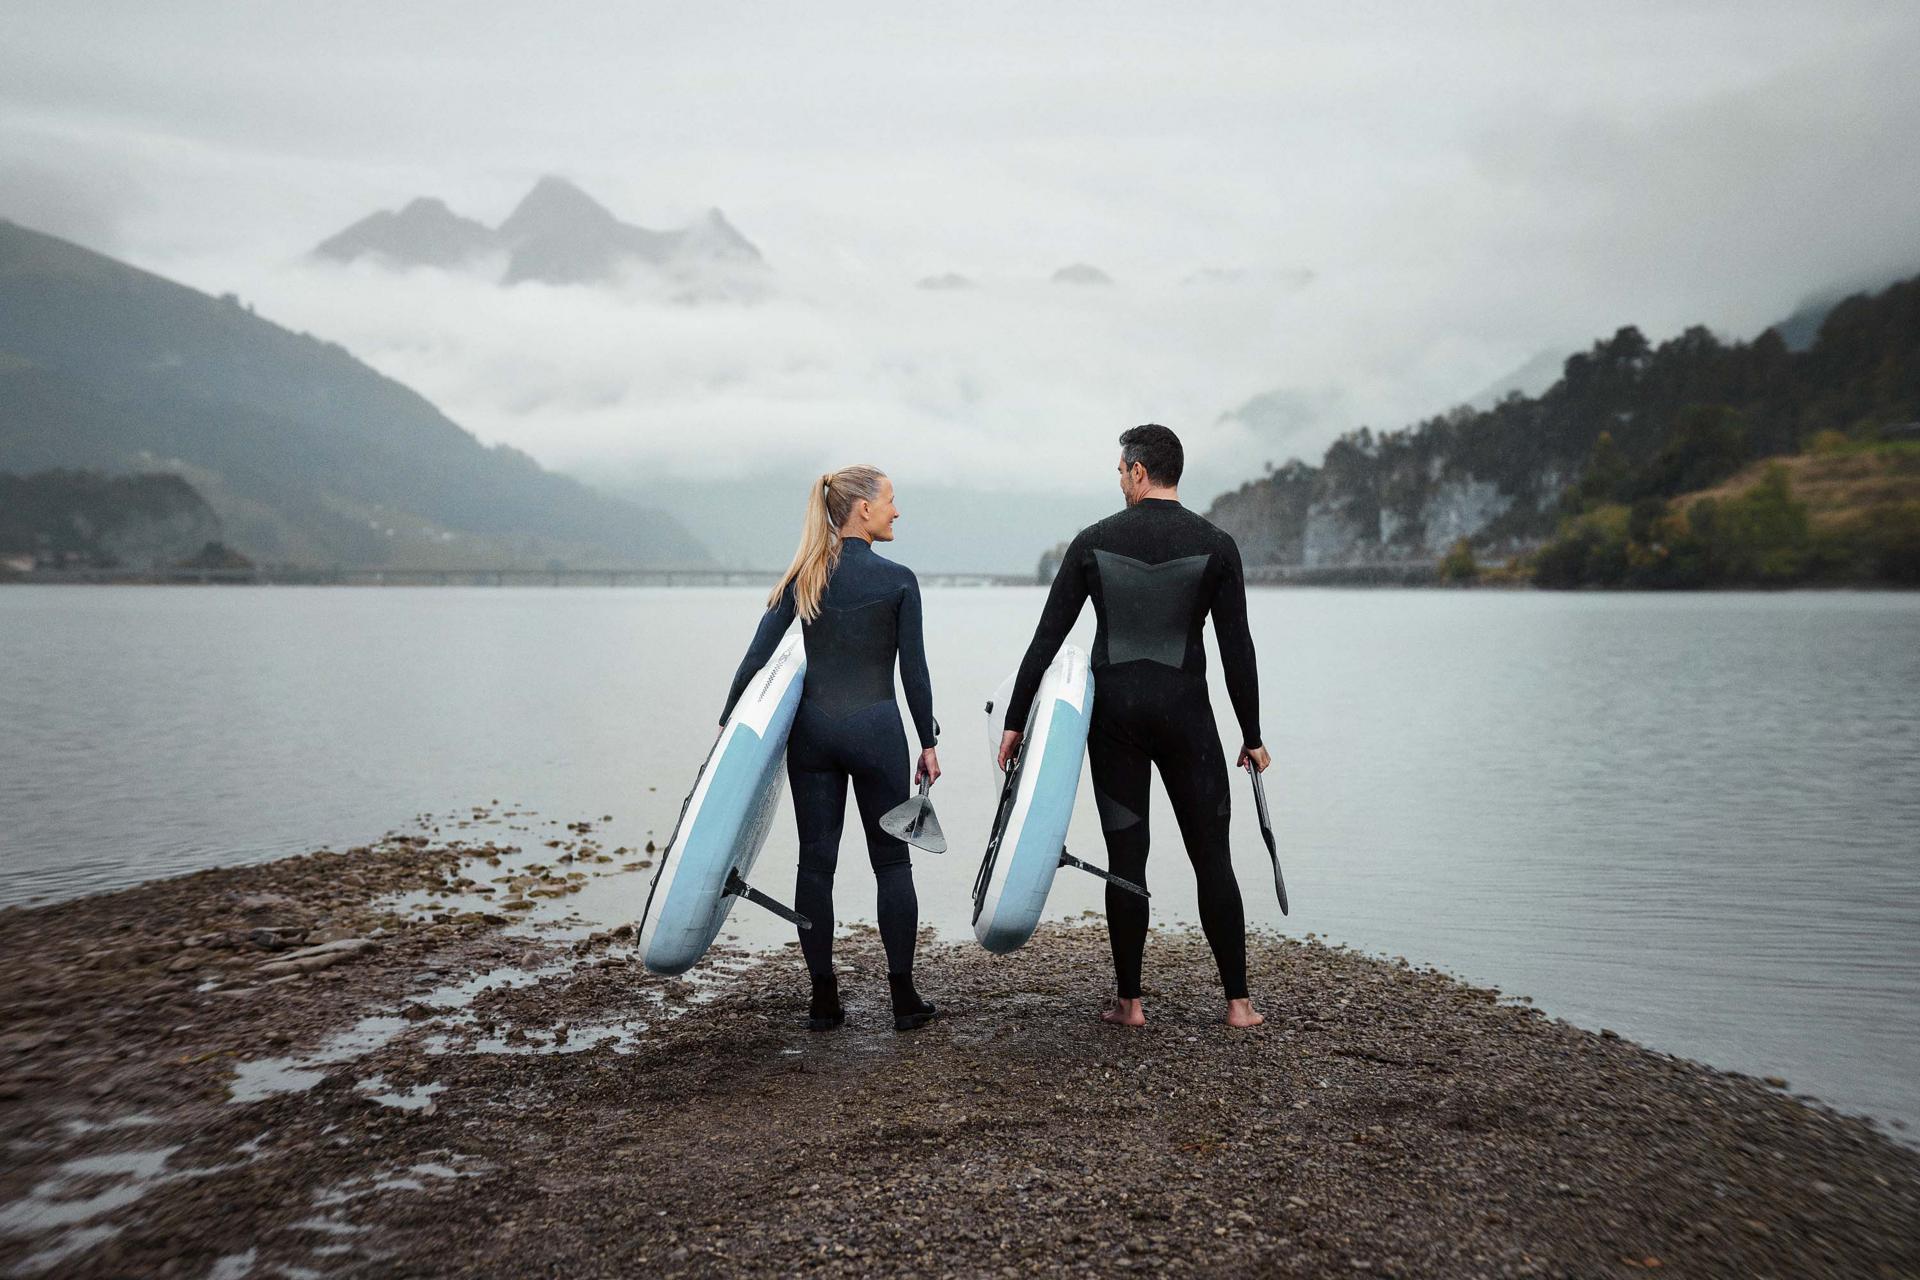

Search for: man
xmin=999 ymin=424 xmax=1269 ymax=1028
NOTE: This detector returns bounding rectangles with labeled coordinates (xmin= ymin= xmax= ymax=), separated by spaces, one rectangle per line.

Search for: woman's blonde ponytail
xmin=769 ymin=465 xmax=886 ymax=621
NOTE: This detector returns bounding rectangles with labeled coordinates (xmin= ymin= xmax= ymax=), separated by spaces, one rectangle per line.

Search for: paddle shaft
xmin=723 ymin=868 xmax=812 ymax=930
xmin=1244 ymin=763 xmax=1289 ymax=915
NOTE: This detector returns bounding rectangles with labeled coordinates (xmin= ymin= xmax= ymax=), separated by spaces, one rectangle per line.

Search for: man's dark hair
xmin=1118 ymin=423 xmax=1184 ymax=486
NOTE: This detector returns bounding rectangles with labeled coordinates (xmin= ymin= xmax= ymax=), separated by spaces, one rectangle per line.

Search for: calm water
xmin=2 ymin=586 xmax=1916 ymax=1137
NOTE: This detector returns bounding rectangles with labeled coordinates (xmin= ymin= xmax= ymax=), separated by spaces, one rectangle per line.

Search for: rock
xmin=80 ymin=947 xmax=126 ymax=970
xmin=166 ymin=951 xmax=205 ymax=973
xmin=255 ymin=938 xmax=377 ymax=977
xmin=274 ymin=937 xmax=378 ymax=964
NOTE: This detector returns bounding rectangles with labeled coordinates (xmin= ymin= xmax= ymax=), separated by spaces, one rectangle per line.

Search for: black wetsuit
xmin=722 ymin=538 xmax=937 ymax=980
xmin=1005 ymin=498 xmax=1262 ymax=1000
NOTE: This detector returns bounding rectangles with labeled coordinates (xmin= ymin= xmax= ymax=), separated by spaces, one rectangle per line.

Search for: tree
xmin=1438 ymin=537 xmax=1478 ymax=584
xmin=1572 ymin=431 xmax=1628 ymax=510
xmin=1635 ymin=405 xmax=1750 ymax=498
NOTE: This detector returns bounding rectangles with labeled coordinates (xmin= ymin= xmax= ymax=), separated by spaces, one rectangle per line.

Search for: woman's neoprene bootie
xmin=889 ymin=972 xmax=937 ymax=1031
xmin=808 ymin=973 xmax=844 ymax=1031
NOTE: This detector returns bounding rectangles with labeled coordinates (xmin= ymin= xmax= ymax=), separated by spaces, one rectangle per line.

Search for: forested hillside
xmin=1207 ymin=274 xmax=1920 ymax=581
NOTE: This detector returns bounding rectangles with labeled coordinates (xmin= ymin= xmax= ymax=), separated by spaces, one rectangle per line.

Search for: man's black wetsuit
xmin=1004 ymin=498 xmax=1262 ymax=1000
xmin=723 ymin=538 xmax=937 ymax=981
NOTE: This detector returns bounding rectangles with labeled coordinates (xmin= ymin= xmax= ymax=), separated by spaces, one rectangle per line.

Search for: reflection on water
xmin=1 ymin=585 xmax=1916 ymax=1136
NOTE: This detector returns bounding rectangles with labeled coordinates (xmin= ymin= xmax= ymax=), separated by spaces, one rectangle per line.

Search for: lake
xmin=1 ymin=584 xmax=1915 ymax=1139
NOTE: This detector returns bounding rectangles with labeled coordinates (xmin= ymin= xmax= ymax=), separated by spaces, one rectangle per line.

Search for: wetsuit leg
xmin=787 ymin=710 xmax=847 ymax=979
xmin=1154 ymin=704 xmax=1249 ymax=1000
xmin=841 ymin=703 xmax=918 ymax=976
xmin=1087 ymin=712 xmax=1154 ymax=999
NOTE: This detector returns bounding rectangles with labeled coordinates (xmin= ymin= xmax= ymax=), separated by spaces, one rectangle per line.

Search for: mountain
xmin=1769 ymin=264 xmax=1920 ymax=352
xmin=1463 ymin=348 xmax=1568 ymax=411
xmin=314 ymin=176 xmax=766 ymax=289
xmin=1052 ymin=263 xmax=1114 ymax=286
xmin=1206 ymin=273 xmax=1920 ymax=569
xmin=0 ymin=219 xmax=709 ymax=568
xmin=312 ymin=197 xmax=498 ymax=269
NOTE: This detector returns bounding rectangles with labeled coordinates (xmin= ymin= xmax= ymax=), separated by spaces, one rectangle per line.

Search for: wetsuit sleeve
xmin=720 ymin=582 xmax=798 ymax=724
xmin=1210 ymin=539 xmax=1263 ymax=750
xmin=897 ymin=575 xmax=937 ymax=749
xmin=1004 ymin=532 xmax=1091 ymax=733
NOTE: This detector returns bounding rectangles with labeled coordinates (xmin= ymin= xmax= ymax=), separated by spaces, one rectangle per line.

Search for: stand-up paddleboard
xmin=973 ymin=646 xmax=1147 ymax=954
xmin=638 ymin=631 xmax=810 ymax=975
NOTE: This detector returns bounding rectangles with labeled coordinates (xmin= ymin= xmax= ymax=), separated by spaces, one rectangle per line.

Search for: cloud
xmin=4 ymin=1 xmax=1918 ymax=508
xmin=0 ymin=150 xmax=143 ymax=251
xmin=164 ymin=250 xmax=1326 ymax=495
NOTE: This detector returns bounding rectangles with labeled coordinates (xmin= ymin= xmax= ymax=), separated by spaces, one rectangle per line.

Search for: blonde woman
xmin=720 ymin=466 xmax=941 ymax=1032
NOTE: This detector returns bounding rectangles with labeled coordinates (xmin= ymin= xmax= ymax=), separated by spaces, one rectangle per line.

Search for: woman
xmin=720 ymin=465 xmax=941 ymax=1032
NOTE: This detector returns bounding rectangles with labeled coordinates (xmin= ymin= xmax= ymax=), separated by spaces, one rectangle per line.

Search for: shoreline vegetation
xmin=2 ymin=828 xmax=1917 ymax=1277
xmin=1442 ymin=437 xmax=1920 ymax=590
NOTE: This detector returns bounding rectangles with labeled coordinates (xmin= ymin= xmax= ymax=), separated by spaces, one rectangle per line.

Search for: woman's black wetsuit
xmin=722 ymin=538 xmax=937 ymax=980
xmin=1003 ymin=498 xmax=1263 ymax=1001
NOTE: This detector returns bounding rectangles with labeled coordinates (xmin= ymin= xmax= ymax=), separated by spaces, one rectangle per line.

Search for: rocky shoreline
xmin=2 ymin=825 xmax=1917 ymax=1279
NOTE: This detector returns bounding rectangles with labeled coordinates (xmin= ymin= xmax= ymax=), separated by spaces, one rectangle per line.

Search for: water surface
xmin=2 ymin=585 xmax=1915 ymax=1136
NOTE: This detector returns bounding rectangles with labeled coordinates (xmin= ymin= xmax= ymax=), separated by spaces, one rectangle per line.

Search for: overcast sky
xmin=4 ymin=1 xmax=1918 ymax=505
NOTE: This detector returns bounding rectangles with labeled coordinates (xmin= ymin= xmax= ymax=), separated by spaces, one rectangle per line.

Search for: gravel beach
xmin=2 ymin=822 xmax=1916 ymax=1279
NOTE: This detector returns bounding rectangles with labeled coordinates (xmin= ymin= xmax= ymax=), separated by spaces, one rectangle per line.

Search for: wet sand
xmin=2 ymin=824 xmax=1917 ymax=1279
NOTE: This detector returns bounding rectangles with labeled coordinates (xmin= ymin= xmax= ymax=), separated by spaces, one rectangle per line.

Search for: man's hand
xmin=916 ymin=747 xmax=941 ymax=786
xmin=997 ymin=730 xmax=1023 ymax=771
xmin=1237 ymin=743 xmax=1271 ymax=773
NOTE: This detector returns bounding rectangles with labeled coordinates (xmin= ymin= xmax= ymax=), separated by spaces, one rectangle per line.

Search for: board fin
xmin=723 ymin=867 xmax=812 ymax=929
xmin=1059 ymin=848 xmax=1149 ymax=899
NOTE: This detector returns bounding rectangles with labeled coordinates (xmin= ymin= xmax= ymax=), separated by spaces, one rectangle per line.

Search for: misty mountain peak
xmin=314 ymin=195 xmax=496 ymax=268
xmin=1052 ymin=263 xmax=1114 ymax=286
xmin=398 ymin=196 xmax=455 ymax=219
xmin=314 ymin=178 xmax=765 ymax=287
xmin=674 ymin=207 xmax=762 ymax=263
xmin=499 ymin=175 xmax=618 ymax=239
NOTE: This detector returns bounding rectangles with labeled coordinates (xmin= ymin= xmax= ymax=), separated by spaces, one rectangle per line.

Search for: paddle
xmin=1243 ymin=761 xmax=1289 ymax=915
xmin=879 ymin=776 xmax=946 ymax=854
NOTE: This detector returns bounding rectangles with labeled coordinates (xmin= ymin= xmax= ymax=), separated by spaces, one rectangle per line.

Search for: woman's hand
xmin=916 ymin=747 xmax=941 ymax=786
xmin=1236 ymin=744 xmax=1271 ymax=773
xmin=997 ymin=730 xmax=1022 ymax=771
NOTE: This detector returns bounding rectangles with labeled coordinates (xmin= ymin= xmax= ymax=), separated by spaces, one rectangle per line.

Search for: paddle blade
xmin=879 ymin=795 xmax=947 ymax=854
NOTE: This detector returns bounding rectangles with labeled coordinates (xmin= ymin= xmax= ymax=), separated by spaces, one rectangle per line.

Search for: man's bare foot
xmin=1100 ymin=997 xmax=1146 ymax=1027
xmin=1225 ymin=998 xmax=1265 ymax=1028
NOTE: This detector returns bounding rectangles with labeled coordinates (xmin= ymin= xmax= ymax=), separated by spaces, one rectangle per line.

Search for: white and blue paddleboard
xmin=972 ymin=644 xmax=1096 ymax=954
xmin=638 ymin=630 xmax=807 ymax=975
